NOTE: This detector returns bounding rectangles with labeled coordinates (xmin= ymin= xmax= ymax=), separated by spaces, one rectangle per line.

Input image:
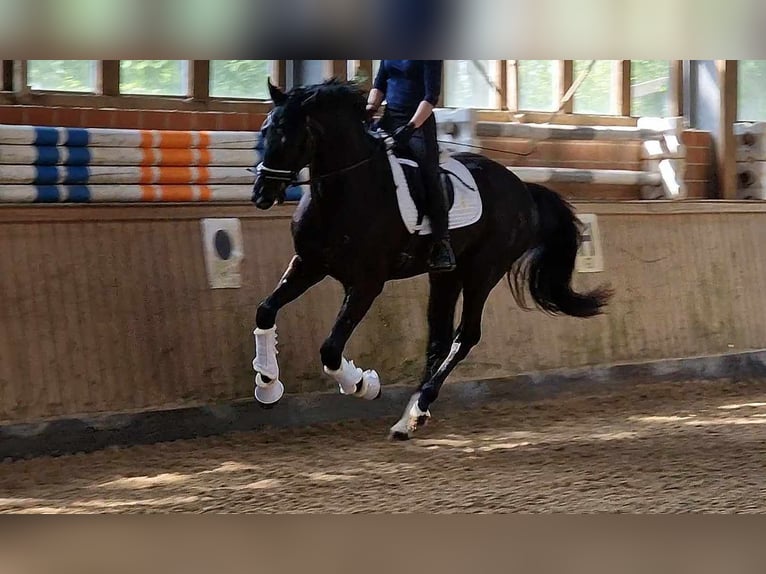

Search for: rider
xmin=366 ymin=60 xmax=456 ymax=273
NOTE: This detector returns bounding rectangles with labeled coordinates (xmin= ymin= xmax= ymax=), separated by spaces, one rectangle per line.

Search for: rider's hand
xmin=392 ymin=122 xmax=416 ymax=145
xmin=365 ymin=104 xmax=378 ymax=123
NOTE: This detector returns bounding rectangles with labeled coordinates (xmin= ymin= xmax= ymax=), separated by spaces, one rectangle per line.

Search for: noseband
xmin=255 ymin=164 xmax=299 ymax=183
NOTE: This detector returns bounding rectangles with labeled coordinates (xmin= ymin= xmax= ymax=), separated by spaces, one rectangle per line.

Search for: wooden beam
xmin=560 ymin=60 xmax=574 ymax=113
xmin=669 ymin=60 xmax=683 ymax=117
xmin=504 ymin=60 xmax=518 ymax=112
xmin=100 ymin=60 xmax=120 ymax=96
xmin=272 ymin=60 xmax=287 ymax=89
xmin=191 ymin=60 xmax=210 ymax=101
xmin=718 ymin=60 xmax=738 ymax=200
xmin=2 ymin=61 xmax=13 ymax=91
xmin=513 ymin=110 xmax=638 ymax=126
xmin=495 ymin=60 xmax=507 ymax=110
xmin=12 ymin=60 xmax=28 ymax=94
xmin=324 ymin=60 xmax=347 ymax=80
xmin=437 ymin=62 xmax=445 ymax=108
xmin=618 ymin=60 xmax=631 ymax=116
xmin=0 ymin=91 xmax=272 ymax=113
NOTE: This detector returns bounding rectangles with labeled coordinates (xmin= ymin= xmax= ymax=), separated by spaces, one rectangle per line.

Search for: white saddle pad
xmin=387 ymin=151 xmax=482 ymax=235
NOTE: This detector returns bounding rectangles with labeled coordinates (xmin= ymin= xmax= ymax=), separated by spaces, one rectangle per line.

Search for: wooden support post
xmin=618 ymin=60 xmax=631 ymax=116
xmin=560 ymin=60 xmax=574 ymax=113
xmin=100 ymin=60 xmax=120 ymax=96
xmin=669 ymin=60 xmax=683 ymax=117
xmin=324 ymin=60 xmax=347 ymax=81
xmin=505 ymin=60 xmax=518 ymax=112
xmin=13 ymin=60 xmax=28 ymax=95
xmin=1 ymin=61 xmax=13 ymax=91
xmin=718 ymin=59 xmax=738 ymax=200
xmin=191 ymin=60 xmax=210 ymax=101
xmin=272 ymin=60 xmax=287 ymax=89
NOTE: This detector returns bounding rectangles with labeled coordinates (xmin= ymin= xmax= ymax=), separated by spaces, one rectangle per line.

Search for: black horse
xmin=251 ymin=78 xmax=611 ymax=439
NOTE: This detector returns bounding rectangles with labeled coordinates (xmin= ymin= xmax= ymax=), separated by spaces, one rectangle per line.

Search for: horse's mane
xmin=283 ymin=79 xmax=367 ymax=123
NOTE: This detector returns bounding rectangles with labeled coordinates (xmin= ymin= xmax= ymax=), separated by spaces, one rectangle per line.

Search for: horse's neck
xmin=307 ymin=132 xmax=395 ymax=224
xmin=312 ymin=128 xmax=371 ymax=175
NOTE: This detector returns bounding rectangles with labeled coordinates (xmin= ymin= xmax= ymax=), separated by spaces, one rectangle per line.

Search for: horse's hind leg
xmin=253 ymin=255 xmax=325 ymax=407
xmin=423 ymin=273 xmax=463 ymax=382
xmin=389 ymin=273 xmax=462 ymax=439
xmin=390 ymin=259 xmax=507 ymax=439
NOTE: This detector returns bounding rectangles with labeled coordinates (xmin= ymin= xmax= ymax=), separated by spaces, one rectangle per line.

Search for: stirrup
xmin=428 ymin=240 xmax=456 ymax=272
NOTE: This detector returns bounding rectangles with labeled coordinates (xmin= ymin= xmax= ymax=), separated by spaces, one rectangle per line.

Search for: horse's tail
xmin=508 ymin=182 xmax=612 ymax=318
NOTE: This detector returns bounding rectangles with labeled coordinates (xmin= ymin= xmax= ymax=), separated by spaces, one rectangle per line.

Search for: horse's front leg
xmin=253 ymin=255 xmax=326 ymax=407
xmin=321 ymin=282 xmax=385 ymax=400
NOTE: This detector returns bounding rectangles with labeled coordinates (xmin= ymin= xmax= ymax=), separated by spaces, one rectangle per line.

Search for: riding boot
xmin=427 ymin=183 xmax=456 ymax=273
xmin=428 ymin=234 xmax=456 ymax=273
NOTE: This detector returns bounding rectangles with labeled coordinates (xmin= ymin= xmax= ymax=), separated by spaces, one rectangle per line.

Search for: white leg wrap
xmin=253 ymin=326 xmax=279 ymax=381
xmin=324 ymin=357 xmax=363 ymax=395
xmin=254 ymin=373 xmax=285 ymax=405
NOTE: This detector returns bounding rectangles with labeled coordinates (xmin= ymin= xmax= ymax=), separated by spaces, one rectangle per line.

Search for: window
xmin=210 ymin=60 xmax=271 ymax=99
xmin=573 ymin=60 xmax=619 ymax=115
xmin=120 ymin=60 xmax=189 ymax=96
xmin=518 ymin=60 xmax=560 ymax=112
xmin=444 ymin=60 xmax=497 ymax=109
xmin=27 ymin=60 xmax=97 ymax=92
xmin=631 ymin=60 xmax=671 ymax=117
xmin=738 ymin=60 xmax=766 ymax=121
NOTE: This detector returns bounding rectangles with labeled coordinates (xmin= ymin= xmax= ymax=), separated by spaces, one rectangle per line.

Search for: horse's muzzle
xmin=252 ymin=176 xmax=286 ymax=210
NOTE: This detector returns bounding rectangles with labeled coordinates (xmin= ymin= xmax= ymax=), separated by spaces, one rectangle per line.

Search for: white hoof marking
xmin=390 ymin=392 xmax=423 ymax=438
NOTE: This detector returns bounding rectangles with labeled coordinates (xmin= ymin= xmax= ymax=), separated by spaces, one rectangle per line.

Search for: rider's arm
xmin=367 ymin=62 xmax=388 ymax=112
xmin=367 ymin=88 xmax=385 ymax=111
xmin=408 ymin=60 xmax=442 ymax=128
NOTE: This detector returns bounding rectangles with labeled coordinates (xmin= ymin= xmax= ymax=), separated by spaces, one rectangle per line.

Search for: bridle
xmin=254 ymin=119 xmax=381 ymax=189
xmin=255 ymin=155 xmax=376 ymax=187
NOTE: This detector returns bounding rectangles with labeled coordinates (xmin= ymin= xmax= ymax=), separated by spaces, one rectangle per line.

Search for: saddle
xmin=370 ymin=130 xmax=459 ymax=219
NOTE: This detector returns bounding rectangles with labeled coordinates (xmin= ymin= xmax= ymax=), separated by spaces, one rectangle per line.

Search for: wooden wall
xmin=1 ymin=201 xmax=765 ymax=424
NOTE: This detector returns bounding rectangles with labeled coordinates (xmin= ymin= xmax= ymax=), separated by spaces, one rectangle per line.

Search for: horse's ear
xmin=268 ymin=78 xmax=287 ymax=106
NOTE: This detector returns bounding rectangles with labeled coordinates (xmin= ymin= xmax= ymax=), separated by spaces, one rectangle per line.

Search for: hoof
xmin=355 ymin=369 xmax=381 ymax=401
xmin=255 ymin=374 xmax=284 ymax=406
xmin=389 ymin=430 xmax=410 ymax=442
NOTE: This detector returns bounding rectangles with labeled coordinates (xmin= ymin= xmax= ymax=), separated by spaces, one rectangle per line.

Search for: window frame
xmin=1 ymin=60 xmax=682 ymax=120
xmin=0 ymin=60 xmax=285 ymax=112
xmin=443 ymin=59 xmax=683 ymax=119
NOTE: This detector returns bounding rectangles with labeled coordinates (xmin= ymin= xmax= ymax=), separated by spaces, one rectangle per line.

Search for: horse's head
xmin=252 ymin=80 xmax=316 ymax=210
xmin=252 ymin=78 xmax=368 ymax=210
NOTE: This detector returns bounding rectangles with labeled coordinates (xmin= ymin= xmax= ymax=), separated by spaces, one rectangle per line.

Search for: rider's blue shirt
xmin=373 ymin=60 xmax=443 ymax=114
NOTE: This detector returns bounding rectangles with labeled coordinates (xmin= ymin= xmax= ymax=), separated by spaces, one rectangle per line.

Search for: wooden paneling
xmin=2 ymin=202 xmax=766 ymax=423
